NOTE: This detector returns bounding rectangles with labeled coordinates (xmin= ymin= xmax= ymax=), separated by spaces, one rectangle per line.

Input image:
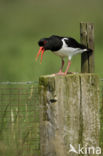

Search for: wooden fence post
xmin=80 ymin=22 xmax=95 ymax=73
xmin=39 ymin=74 xmax=100 ymax=156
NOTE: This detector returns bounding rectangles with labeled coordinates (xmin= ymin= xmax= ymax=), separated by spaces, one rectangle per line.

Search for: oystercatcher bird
xmin=36 ymin=35 xmax=92 ymax=75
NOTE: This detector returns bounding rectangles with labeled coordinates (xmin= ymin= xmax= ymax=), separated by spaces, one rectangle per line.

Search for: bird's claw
xmin=55 ymin=72 xmax=66 ymax=76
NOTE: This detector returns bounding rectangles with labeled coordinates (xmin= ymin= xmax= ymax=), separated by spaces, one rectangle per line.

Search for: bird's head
xmin=38 ymin=38 xmax=50 ymax=50
xmin=35 ymin=38 xmax=50 ymax=63
xmin=35 ymin=35 xmax=62 ymax=63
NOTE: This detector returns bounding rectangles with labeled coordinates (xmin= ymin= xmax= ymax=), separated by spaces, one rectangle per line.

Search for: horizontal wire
xmin=0 ymin=81 xmax=38 ymax=85
xmin=0 ymin=79 xmax=103 ymax=84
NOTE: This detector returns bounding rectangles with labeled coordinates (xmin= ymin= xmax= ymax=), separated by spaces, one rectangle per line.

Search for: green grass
xmin=0 ymin=1 xmax=103 ymax=155
xmin=0 ymin=84 xmax=40 ymax=156
xmin=0 ymin=0 xmax=103 ymax=81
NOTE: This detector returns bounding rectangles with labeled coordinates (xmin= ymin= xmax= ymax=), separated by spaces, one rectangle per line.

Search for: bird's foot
xmin=53 ymin=71 xmax=77 ymax=76
xmin=55 ymin=71 xmax=66 ymax=76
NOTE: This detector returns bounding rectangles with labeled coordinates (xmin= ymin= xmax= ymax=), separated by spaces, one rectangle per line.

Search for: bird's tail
xmin=88 ymin=48 xmax=93 ymax=52
xmin=85 ymin=48 xmax=93 ymax=55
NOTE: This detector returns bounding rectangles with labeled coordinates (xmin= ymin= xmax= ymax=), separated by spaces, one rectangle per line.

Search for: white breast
xmin=54 ymin=38 xmax=87 ymax=60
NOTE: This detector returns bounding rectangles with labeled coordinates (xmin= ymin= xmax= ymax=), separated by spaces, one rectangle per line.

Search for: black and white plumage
xmin=36 ymin=35 xmax=92 ymax=75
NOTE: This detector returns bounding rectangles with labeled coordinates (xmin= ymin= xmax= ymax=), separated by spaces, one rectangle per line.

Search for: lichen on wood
xmin=39 ymin=73 xmax=100 ymax=156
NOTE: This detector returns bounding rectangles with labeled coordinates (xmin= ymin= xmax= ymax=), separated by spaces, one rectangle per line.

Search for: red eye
xmin=43 ymin=40 xmax=47 ymax=44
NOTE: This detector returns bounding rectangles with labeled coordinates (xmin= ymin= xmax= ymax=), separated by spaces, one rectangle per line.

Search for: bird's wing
xmin=64 ymin=37 xmax=87 ymax=49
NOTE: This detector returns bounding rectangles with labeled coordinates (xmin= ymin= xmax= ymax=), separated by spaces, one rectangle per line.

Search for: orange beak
xmin=35 ymin=47 xmax=45 ymax=64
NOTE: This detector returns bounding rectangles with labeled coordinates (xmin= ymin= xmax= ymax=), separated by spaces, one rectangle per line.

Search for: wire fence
xmin=0 ymin=79 xmax=103 ymax=155
xmin=0 ymin=82 xmax=40 ymax=156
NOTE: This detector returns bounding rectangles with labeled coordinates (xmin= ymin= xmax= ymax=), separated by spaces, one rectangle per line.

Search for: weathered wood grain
xmin=80 ymin=22 xmax=95 ymax=73
xmin=39 ymin=74 xmax=100 ymax=156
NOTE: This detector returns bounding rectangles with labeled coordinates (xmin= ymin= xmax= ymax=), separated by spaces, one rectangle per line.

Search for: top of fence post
xmin=80 ymin=22 xmax=95 ymax=73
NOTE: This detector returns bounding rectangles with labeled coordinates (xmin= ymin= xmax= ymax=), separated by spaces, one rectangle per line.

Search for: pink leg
xmin=55 ymin=60 xmax=71 ymax=76
xmin=56 ymin=59 xmax=65 ymax=75
xmin=56 ymin=60 xmax=71 ymax=75
xmin=64 ymin=60 xmax=71 ymax=75
xmin=59 ymin=59 xmax=64 ymax=73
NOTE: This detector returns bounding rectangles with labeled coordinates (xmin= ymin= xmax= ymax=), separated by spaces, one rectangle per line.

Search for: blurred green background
xmin=0 ymin=0 xmax=103 ymax=82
